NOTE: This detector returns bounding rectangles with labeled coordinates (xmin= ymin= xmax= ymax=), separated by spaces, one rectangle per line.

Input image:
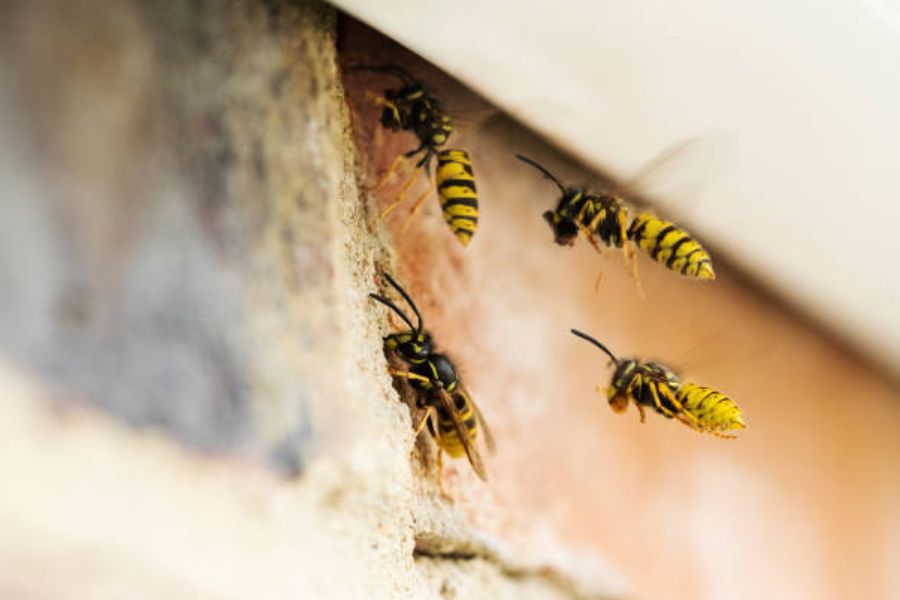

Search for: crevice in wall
xmin=413 ymin=542 xmax=622 ymax=600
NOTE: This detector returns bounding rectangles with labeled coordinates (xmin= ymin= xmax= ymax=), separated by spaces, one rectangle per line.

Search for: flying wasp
xmin=570 ymin=329 xmax=746 ymax=438
xmin=369 ymin=273 xmax=494 ymax=490
xmin=348 ymin=65 xmax=479 ymax=246
xmin=515 ymin=154 xmax=715 ymax=289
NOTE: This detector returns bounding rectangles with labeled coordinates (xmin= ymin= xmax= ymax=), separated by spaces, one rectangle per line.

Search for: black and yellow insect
xmin=515 ymin=154 xmax=715 ymax=283
xmin=348 ymin=65 xmax=480 ymax=245
xmin=570 ymin=329 xmax=746 ymax=438
xmin=369 ymin=273 xmax=494 ymax=487
xmin=436 ymin=149 xmax=479 ymax=246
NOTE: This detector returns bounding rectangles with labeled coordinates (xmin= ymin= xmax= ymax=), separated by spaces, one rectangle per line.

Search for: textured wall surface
xmin=0 ymin=2 xmax=618 ymax=599
xmin=1 ymin=3 xmax=899 ymax=600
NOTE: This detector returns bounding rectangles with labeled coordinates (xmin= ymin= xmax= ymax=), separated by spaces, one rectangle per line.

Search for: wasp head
xmin=387 ymin=330 xmax=433 ymax=364
xmin=607 ymin=358 xmax=640 ymax=412
xmin=606 ymin=389 xmax=631 ymax=413
xmin=543 ymin=210 xmax=579 ymax=246
xmin=379 ymin=97 xmax=405 ymax=131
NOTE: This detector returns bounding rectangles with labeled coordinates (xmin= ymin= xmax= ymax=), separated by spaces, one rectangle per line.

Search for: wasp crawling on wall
xmin=570 ymin=329 xmax=746 ymax=438
xmin=515 ymin=154 xmax=715 ymax=290
xmin=369 ymin=273 xmax=494 ymax=490
xmin=435 ymin=149 xmax=479 ymax=246
xmin=347 ymin=64 xmax=480 ymax=246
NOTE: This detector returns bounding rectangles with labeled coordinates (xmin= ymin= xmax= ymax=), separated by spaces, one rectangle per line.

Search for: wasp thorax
xmin=611 ymin=359 xmax=639 ymax=391
xmin=428 ymin=354 xmax=458 ymax=389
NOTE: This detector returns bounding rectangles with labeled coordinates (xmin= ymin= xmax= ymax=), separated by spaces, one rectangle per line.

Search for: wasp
xmin=570 ymin=329 xmax=746 ymax=438
xmin=369 ymin=273 xmax=494 ymax=489
xmin=348 ymin=65 xmax=479 ymax=246
xmin=515 ymin=154 xmax=715 ymax=287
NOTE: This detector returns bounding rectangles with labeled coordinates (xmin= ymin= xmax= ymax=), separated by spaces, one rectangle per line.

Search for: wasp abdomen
xmin=426 ymin=392 xmax=478 ymax=458
xmin=436 ymin=149 xmax=479 ymax=246
xmin=628 ymin=213 xmax=714 ymax=279
xmin=677 ymin=384 xmax=746 ymax=433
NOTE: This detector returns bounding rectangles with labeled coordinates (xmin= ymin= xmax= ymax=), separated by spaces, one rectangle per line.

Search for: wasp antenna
xmin=570 ymin=329 xmax=619 ymax=364
xmin=382 ymin=273 xmax=423 ymax=332
xmin=515 ymin=154 xmax=567 ymax=195
xmin=369 ymin=293 xmax=417 ymax=332
xmin=346 ymin=64 xmax=415 ymax=85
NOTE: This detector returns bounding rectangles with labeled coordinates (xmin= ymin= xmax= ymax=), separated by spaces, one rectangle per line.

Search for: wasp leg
xmin=399 ymin=169 xmax=436 ymax=234
xmin=659 ymin=387 xmax=714 ymax=437
xmin=620 ymin=217 xmax=645 ymax=298
xmin=414 ymin=405 xmax=435 ymax=436
xmin=625 ymin=381 xmax=649 ymax=423
xmin=647 ymin=384 xmax=677 ymax=419
xmin=368 ymin=153 xmax=409 ymax=195
xmin=380 ymin=166 xmax=423 ymax=220
xmin=571 ymin=203 xmax=604 ymax=253
xmin=426 ymin=408 xmax=450 ymax=499
xmin=575 ymin=221 xmax=604 ymax=254
xmin=616 ymin=215 xmax=630 ymax=271
xmin=659 ymin=385 xmax=700 ymax=426
xmin=388 ymin=368 xmax=431 ymax=385
xmin=629 ymin=247 xmax=645 ymax=299
xmin=593 ymin=266 xmax=606 ymax=292
xmin=636 ymin=400 xmax=647 ymax=423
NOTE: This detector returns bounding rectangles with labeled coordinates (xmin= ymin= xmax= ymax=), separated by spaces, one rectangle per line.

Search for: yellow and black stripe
xmin=428 ymin=387 xmax=478 ymax=458
xmin=628 ymin=213 xmax=715 ymax=280
xmin=436 ymin=149 xmax=479 ymax=246
xmin=677 ymin=384 xmax=746 ymax=435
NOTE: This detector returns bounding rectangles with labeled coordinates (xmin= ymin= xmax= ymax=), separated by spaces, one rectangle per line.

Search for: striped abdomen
xmin=628 ymin=213 xmax=715 ymax=279
xmin=677 ymin=384 xmax=746 ymax=433
xmin=436 ymin=149 xmax=479 ymax=246
xmin=429 ymin=391 xmax=478 ymax=458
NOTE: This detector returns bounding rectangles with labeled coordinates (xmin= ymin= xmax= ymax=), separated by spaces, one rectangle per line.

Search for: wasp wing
xmin=431 ymin=387 xmax=488 ymax=482
xmin=458 ymin=383 xmax=495 ymax=455
xmin=604 ymin=134 xmax=736 ymax=212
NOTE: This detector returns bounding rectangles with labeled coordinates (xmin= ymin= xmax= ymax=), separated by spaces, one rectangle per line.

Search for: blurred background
xmin=1 ymin=1 xmax=899 ymax=599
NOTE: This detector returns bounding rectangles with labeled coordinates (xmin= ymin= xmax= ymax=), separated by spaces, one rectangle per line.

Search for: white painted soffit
xmin=334 ymin=1 xmax=900 ymax=375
